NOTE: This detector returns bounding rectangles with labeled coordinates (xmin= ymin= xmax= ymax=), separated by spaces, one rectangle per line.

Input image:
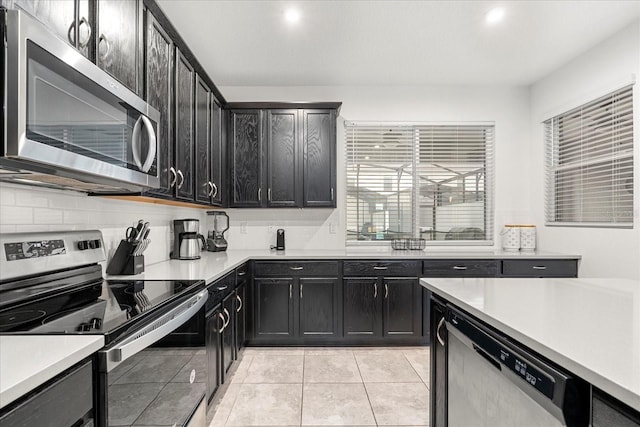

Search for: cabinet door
xmin=235 ymin=283 xmax=246 ymax=355
xmin=97 ymin=0 xmax=141 ymax=94
xmin=174 ymin=49 xmax=195 ymax=201
xmin=299 ymin=278 xmax=340 ymax=339
xmin=230 ymin=110 xmax=262 ymax=207
xmin=221 ymin=293 xmax=235 ymax=379
xmin=343 ymin=279 xmax=381 ymax=337
xmin=13 ymin=0 xmax=92 ymax=57
xmin=254 ymin=278 xmax=295 ymax=339
xmin=194 ymin=75 xmax=212 ymax=204
xmin=205 ymin=307 xmax=222 ymax=402
xmin=383 ymin=278 xmax=421 ymax=337
xmin=302 ymin=109 xmax=336 ymax=207
xmin=266 ymin=109 xmax=299 ymax=207
xmin=144 ymin=11 xmax=173 ymax=197
xmin=431 ymin=298 xmax=448 ymax=427
xmin=210 ymin=99 xmax=224 ymax=206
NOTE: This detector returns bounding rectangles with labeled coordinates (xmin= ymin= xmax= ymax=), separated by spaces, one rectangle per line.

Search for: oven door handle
xmin=104 ymin=291 xmax=207 ymax=371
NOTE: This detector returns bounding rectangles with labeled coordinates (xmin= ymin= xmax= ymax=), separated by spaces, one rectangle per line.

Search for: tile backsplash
xmin=0 ymin=183 xmax=206 ymax=266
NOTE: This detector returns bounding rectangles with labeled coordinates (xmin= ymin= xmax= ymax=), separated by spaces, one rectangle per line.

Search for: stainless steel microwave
xmin=0 ymin=9 xmax=160 ymax=192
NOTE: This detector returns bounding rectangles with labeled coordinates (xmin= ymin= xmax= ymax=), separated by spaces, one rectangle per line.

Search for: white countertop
xmin=0 ymin=335 xmax=104 ymax=410
xmin=420 ymin=277 xmax=640 ymax=410
xmin=109 ymin=248 xmax=580 ymax=283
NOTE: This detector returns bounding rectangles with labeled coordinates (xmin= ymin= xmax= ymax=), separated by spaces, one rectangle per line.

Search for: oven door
xmin=3 ymin=9 xmax=160 ymax=191
xmin=96 ymin=291 xmax=207 ymax=427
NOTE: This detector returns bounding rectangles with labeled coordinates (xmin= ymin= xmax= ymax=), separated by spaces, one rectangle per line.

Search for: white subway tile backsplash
xmin=1 ymin=206 xmax=33 ymax=225
xmin=0 ymin=225 xmax=16 ymax=233
xmin=34 ymin=208 xmax=64 ymax=224
xmin=63 ymin=210 xmax=89 ymax=225
xmin=15 ymin=191 xmax=49 ymax=207
xmin=0 ymin=185 xmax=16 ymax=205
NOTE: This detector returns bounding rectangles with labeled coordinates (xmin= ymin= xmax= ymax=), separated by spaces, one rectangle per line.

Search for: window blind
xmin=544 ymin=85 xmax=634 ymax=226
xmin=346 ymin=123 xmax=494 ymax=244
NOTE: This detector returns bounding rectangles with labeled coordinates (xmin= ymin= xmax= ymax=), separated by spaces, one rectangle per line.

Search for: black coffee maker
xmin=206 ymin=211 xmax=229 ymax=252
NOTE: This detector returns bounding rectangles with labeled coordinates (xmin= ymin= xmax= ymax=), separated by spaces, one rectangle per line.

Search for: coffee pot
xmin=206 ymin=211 xmax=229 ymax=252
xmin=171 ymin=219 xmax=206 ymax=260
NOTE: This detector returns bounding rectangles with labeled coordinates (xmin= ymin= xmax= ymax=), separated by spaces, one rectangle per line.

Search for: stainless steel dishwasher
xmin=444 ymin=306 xmax=590 ymax=427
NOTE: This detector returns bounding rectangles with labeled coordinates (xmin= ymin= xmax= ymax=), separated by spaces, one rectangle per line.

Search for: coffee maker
xmin=206 ymin=211 xmax=229 ymax=252
xmin=171 ymin=219 xmax=206 ymax=260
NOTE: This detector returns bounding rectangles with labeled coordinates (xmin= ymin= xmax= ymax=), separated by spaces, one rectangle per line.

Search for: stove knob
xmin=77 ymin=241 xmax=88 ymax=251
xmin=90 ymin=318 xmax=102 ymax=329
xmin=93 ymin=239 xmax=102 ymax=249
xmin=88 ymin=240 xmax=96 ymax=249
xmin=77 ymin=322 xmax=91 ymax=332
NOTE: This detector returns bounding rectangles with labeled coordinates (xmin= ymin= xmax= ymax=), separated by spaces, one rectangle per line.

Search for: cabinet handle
xmin=237 ymin=271 xmax=246 ymax=277
xmin=532 ymin=266 xmax=547 ymax=270
xmin=207 ymin=181 xmax=214 ymax=197
xmin=436 ymin=317 xmax=446 ymax=346
xmin=98 ymin=34 xmax=110 ymax=60
xmin=258 ymin=188 xmax=262 ymax=201
xmin=268 ymin=188 xmax=272 ymax=201
xmin=78 ymin=17 xmax=92 ymax=48
xmin=236 ymin=294 xmax=243 ymax=312
xmin=289 ymin=266 xmax=304 ymax=271
xmin=289 ymin=283 xmax=292 ymax=299
xmin=67 ymin=20 xmax=76 ymax=45
xmin=373 ymin=282 xmax=378 ymax=299
xmin=177 ymin=170 xmax=185 ymax=189
xmin=384 ymin=283 xmax=389 ymax=299
xmin=169 ymin=167 xmax=177 ymax=187
xmin=331 ymin=188 xmax=334 ymax=201
xmin=216 ymin=286 xmax=228 ymax=291
xmin=223 ymin=308 xmax=231 ymax=328
xmin=211 ymin=182 xmax=218 ymax=199
xmin=300 ymin=284 xmax=303 ymax=299
xmin=218 ymin=312 xmax=226 ymax=332
xmin=452 ymin=266 xmax=468 ymax=270
xmin=373 ymin=266 xmax=388 ymax=270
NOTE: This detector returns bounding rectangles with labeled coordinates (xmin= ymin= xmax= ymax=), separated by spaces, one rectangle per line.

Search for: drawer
xmin=253 ymin=261 xmax=339 ymax=277
xmin=501 ymin=259 xmax=578 ymax=277
xmin=423 ymin=260 xmax=499 ymax=277
xmin=236 ymin=263 xmax=250 ymax=282
xmin=343 ymin=261 xmax=421 ymax=277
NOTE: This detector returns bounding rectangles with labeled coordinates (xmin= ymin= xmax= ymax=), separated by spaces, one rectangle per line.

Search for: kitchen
xmin=0 ymin=0 xmax=639 ymax=426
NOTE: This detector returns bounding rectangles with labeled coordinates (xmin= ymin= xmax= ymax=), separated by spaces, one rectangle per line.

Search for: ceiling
xmin=155 ymin=0 xmax=640 ymax=87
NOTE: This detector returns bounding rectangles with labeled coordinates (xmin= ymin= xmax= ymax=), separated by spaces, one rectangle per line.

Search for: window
xmin=345 ymin=123 xmax=494 ymax=244
xmin=544 ymin=85 xmax=634 ymax=226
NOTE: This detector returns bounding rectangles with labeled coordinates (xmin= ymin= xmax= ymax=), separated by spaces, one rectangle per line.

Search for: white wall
xmin=221 ymin=85 xmax=532 ymax=250
xmin=0 ymin=182 xmax=206 ymax=267
xmin=529 ymin=20 xmax=640 ymax=279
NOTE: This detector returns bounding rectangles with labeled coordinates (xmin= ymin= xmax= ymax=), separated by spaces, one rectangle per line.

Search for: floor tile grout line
xmin=300 ymin=349 xmax=306 ymax=427
xmin=220 ymin=354 xmax=255 ymax=426
xmin=403 ymin=351 xmax=429 ymax=387
xmin=353 ymin=350 xmax=379 ymax=426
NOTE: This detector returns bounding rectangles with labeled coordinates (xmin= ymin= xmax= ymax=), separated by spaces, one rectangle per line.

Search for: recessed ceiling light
xmin=485 ymin=7 xmax=505 ymax=25
xmin=284 ymin=8 xmax=301 ymax=24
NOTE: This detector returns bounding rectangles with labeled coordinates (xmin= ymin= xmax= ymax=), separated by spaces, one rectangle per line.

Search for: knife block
xmin=106 ymin=240 xmax=145 ymax=275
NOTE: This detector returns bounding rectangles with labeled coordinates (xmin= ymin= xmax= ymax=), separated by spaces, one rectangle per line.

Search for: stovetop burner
xmin=0 ymin=309 xmax=46 ymax=327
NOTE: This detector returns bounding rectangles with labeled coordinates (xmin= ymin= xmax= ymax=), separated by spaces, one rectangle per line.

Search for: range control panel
xmin=4 ymin=239 xmax=66 ymax=261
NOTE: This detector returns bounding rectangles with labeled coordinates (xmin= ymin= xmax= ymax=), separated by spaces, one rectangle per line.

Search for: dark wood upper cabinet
xmin=303 ymin=109 xmax=336 ymax=207
xmin=210 ymin=99 xmax=224 ymax=206
xmin=144 ymin=10 xmax=173 ymax=197
xmin=194 ymin=75 xmax=212 ymax=204
xmin=97 ymin=0 xmax=142 ymax=94
xmin=12 ymin=0 xmax=92 ymax=58
xmin=174 ymin=48 xmax=195 ymax=201
xmin=266 ymin=110 xmax=299 ymax=207
xmin=227 ymin=104 xmax=340 ymax=209
xmin=229 ymin=110 xmax=262 ymax=207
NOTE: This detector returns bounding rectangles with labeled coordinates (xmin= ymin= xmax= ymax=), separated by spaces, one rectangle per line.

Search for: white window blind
xmin=346 ymin=123 xmax=494 ymax=244
xmin=544 ymin=85 xmax=634 ymax=226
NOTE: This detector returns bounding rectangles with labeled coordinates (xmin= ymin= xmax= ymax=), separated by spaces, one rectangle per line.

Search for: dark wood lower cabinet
xmin=343 ymin=278 xmax=380 ymax=337
xmin=205 ymin=304 xmax=222 ymax=402
xmin=234 ymin=282 xmax=246 ymax=357
xmin=430 ymin=296 xmax=448 ymax=427
xmin=384 ymin=278 xmax=421 ymax=337
xmin=254 ymin=278 xmax=295 ymax=340
xmin=299 ymin=278 xmax=340 ymax=339
xmin=221 ymin=293 xmax=235 ymax=379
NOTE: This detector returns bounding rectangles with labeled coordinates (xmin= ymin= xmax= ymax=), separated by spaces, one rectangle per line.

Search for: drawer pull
xmin=216 ymin=286 xmax=228 ymax=291
xmin=373 ymin=266 xmax=388 ymax=270
xmin=532 ymin=266 xmax=547 ymax=270
xmin=290 ymin=266 xmax=304 ymax=271
xmin=237 ymin=271 xmax=247 ymax=276
xmin=452 ymin=266 xmax=468 ymax=270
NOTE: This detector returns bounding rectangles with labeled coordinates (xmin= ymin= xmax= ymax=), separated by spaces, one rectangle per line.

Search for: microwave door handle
xmin=131 ymin=116 xmax=144 ymax=170
xmin=140 ymin=115 xmax=157 ymax=173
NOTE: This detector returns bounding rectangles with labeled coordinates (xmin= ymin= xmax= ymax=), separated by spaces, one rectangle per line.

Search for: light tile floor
xmin=208 ymin=347 xmax=430 ymax=426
